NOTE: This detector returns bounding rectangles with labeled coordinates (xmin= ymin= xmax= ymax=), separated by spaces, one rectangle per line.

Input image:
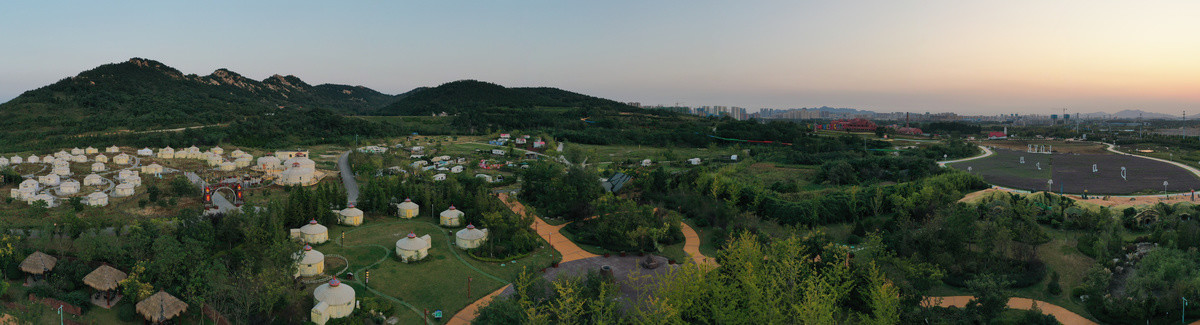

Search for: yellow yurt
xmin=337 ymin=206 xmax=363 ymax=226
xmin=290 ymin=219 xmax=329 ymax=244
xmin=311 ymin=278 xmax=356 ymax=325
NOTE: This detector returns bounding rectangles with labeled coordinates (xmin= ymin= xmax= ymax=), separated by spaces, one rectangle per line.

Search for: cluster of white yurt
xmin=180 ymin=146 xmax=202 ymax=159
xmin=106 ymin=145 xmax=120 ymax=153
xmin=38 ymin=174 xmax=61 ymax=186
xmin=234 ymin=156 xmax=252 ymax=168
xmin=70 ymin=154 xmax=87 ymax=163
xmin=294 ymin=244 xmax=325 ymax=277
xmin=336 ymin=205 xmax=363 ymax=226
xmin=9 ymin=155 xmax=22 ymax=164
xmin=396 ymin=198 xmax=419 ymax=219
xmin=85 ymin=191 xmax=109 ymax=207
xmin=113 ymin=153 xmax=131 ymax=165
xmin=455 ymin=224 xmax=489 ymax=249
xmin=117 ymin=170 xmax=141 ymax=187
xmin=137 ymin=148 xmax=153 ymax=156
xmin=10 ymin=179 xmax=39 ymax=201
xmin=156 ymin=147 xmax=175 ymax=159
xmin=58 ymin=179 xmax=81 ymax=195
xmin=440 ymin=205 xmax=464 ymax=227
xmin=55 ymin=150 xmax=69 ymax=159
xmin=290 ymin=219 xmax=329 ymax=244
xmin=278 ymin=155 xmax=318 ymax=186
xmin=395 ymin=232 xmax=432 ymax=262
xmin=205 ymin=153 xmax=224 ymax=167
xmin=310 ymin=278 xmax=356 ymax=325
xmin=141 ymin=163 xmax=163 ymax=175
xmin=83 ymin=174 xmax=104 ymax=186
xmin=218 ymin=161 xmax=236 ymax=171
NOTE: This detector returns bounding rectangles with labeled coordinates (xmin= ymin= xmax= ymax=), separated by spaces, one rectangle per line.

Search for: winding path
xmin=679 ymin=222 xmax=717 ymax=267
xmin=497 ymin=193 xmax=597 ymax=263
xmin=1105 ymin=142 xmax=1200 ymax=179
xmin=937 ymin=145 xmax=994 ymax=167
xmin=924 ymin=296 xmax=1095 ymax=325
xmin=338 ymin=151 xmax=359 ymax=205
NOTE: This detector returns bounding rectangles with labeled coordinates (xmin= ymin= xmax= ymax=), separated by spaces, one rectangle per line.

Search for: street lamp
xmin=1165 ymin=180 xmax=1170 ymax=194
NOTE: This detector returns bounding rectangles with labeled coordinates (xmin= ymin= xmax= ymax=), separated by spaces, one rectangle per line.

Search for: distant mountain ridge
xmin=374 ymin=79 xmax=639 ymax=116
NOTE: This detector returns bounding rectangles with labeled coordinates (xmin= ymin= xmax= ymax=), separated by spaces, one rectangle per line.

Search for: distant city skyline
xmin=2 ymin=1 xmax=1199 ymax=115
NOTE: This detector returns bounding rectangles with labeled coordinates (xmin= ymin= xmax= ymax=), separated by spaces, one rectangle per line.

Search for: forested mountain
xmin=0 ymin=58 xmax=401 ymax=136
xmin=374 ymin=79 xmax=638 ymax=116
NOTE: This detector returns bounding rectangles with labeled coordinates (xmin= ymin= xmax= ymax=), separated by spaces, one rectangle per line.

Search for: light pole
xmin=1182 ymin=296 xmax=1187 ymax=324
xmin=1165 ymin=180 xmax=1170 ymax=194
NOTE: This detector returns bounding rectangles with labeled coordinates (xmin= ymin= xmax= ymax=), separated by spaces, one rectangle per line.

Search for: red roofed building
xmin=830 ymin=118 xmax=878 ymax=132
xmin=987 ymin=130 xmax=1008 ymax=140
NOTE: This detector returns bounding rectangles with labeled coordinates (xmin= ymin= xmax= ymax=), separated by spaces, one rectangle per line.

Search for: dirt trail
xmin=447 ymin=285 xmax=510 ymax=325
xmin=925 ymin=296 xmax=1095 ymax=325
xmin=679 ymin=222 xmax=718 ymax=266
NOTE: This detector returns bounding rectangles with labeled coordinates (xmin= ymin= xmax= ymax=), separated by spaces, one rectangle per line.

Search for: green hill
xmin=0 ymin=58 xmax=401 ymax=136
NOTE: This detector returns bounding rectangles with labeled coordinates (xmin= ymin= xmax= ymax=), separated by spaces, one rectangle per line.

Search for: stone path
xmin=679 ymin=222 xmax=717 ymax=266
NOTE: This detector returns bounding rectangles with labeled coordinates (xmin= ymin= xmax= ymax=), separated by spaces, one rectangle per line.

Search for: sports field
xmin=949 ymin=148 xmax=1200 ymax=194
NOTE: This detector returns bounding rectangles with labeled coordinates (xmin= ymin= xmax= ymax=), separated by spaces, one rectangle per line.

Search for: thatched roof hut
xmin=83 ymin=265 xmax=127 ymax=291
xmin=19 ymin=251 xmax=57 ymax=275
xmin=136 ymin=291 xmax=188 ymax=323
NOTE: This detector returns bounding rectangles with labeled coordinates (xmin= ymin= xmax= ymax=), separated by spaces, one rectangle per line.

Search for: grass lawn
xmin=317 ymin=216 xmax=558 ymax=323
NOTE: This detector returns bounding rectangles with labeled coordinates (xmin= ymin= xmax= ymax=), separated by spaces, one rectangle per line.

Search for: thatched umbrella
xmin=19 ymin=251 xmax=57 ymax=275
xmin=136 ymin=291 xmax=188 ymax=323
xmin=83 ymin=265 xmax=127 ymax=292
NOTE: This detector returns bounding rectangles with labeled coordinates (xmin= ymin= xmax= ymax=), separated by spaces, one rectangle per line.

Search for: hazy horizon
xmin=2 ymin=1 xmax=1198 ymax=115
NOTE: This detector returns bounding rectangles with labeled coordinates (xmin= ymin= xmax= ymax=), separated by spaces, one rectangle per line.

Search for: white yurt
xmin=440 ymin=206 xmax=464 ymax=227
xmin=185 ymin=146 xmax=201 ymax=158
xmin=83 ymin=174 xmax=104 ymax=186
xmin=451 ymin=165 xmax=464 ymax=173
xmin=27 ymin=155 xmax=40 ymax=164
xmin=10 ymin=156 xmax=22 ymax=164
xmin=218 ymin=161 xmax=236 ymax=171
xmin=294 ymin=245 xmax=325 ymax=277
xmin=55 ymin=150 xmax=70 ymax=159
xmin=283 ymin=156 xmax=317 ymax=169
xmin=455 ymin=224 xmax=489 ymax=249
xmin=85 ymin=191 xmax=108 ymax=206
xmin=51 ymin=164 xmax=70 ymax=176
xmin=85 ymin=147 xmax=98 ymax=155
xmin=59 ymin=180 xmax=80 ymax=195
xmin=91 ymin=162 xmax=106 ymax=172
xmin=43 ymin=155 xmax=56 ymax=164
xmin=210 ymin=146 xmax=224 ymax=155
xmin=0 ymin=157 xmax=8 ymax=167
xmin=290 ymin=219 xmax=329 ymax=244
xmin=234 ymin=157 xmax=252 ymax=168
xmin=255 ymin=156 xmax=283 ymax=172
xmin=93 ymin=154 xmax=108 ymax=163
xmin=19 ymin=179 xmax=39 ymax=192
xmin=71 ymin=155 xmax=87 ymax=163
xmin=432 ymin=173 xmax=447 ymax=181
xmin=118 ymin=169 xmax=139 ymax=180
xmin=113 ymin=153 xmax=131 ymax=165
xmin=113 ymin=183 xmax=135 ymax=197
xmin=279 ymin=167 xmax=315 ymax=186
xmin=205 ymin=154 xmax=222 ymax=166
xmin=157 ymin=147 xmax=175 ymax=159
xmin=397 ymin=198 xmax=419 ymax=219
xmin=137 ymin=148 xmax=153 ymax=156
xmin=70 ymin=148 xmax=84 ymax=155
xmin=337 ymin=206 xmax=363 ymax=226
xmin=122 ymin=175 xmax=142 ymax=187
xmin=38 ymin=174 xmax=61 ymax=186
xmin=106 ymin=145 xmax=120 ymax=153
xmin=28 ymin=194 xmax=56 ymax=207
xmin=310 ymin=278 xmax=356 ymax=325
xmin=230 ymin=149 xmax=248 ymax=158
xmin=142 ymin=163 xmax=163 ymax=175
xmin=395 ymin=232 xmax=432 ymax=262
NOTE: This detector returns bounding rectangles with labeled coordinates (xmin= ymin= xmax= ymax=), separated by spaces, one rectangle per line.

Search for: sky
xmin=2 ymin=1 xmax=1199 ymax=114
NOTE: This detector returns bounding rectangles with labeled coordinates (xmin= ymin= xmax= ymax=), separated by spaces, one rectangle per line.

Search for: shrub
xmin=1046 ymin=272 xmax=1062 ymax=296
xmin=117 ymin=302 xmax=138 ymax=322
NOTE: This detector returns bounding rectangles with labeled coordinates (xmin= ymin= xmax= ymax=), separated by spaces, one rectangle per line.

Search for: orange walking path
xmin=679 ymin=222 xmax=718 ymax=266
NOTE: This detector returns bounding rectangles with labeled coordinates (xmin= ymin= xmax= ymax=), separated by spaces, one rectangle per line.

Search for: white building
xmin=70 ymin=148 xmax=84 ymax=155
xmin=455 ymin=224 xmax=489 ymax=249
xmin=84 ymin=147 xmax=98 ymax=155
xmin=137 ymin=148 xmax=153 ymax=156
xmin=432 ymin=173 xmax=447 ymax=181
xmin=85 ymin=191 xmax=109 ymax=206
xmin=440 ymin=206 xmax=464 ymax=227
xmin=58 ymin=180 xmax=80 ymax=195
xmin=336 ymin=206 xmax=363 ymax=226
xmin=142 ymin=163 xmax=163 ymax=175
xmin=290 ymin=220 xmax=329 ymax=244
xmin=27 ymin=155 xmax=40 ymax=164
xmin=93 ymin=154 xmax=108 ymax=163
xmin=113 ymin=183 xmax=135 ymax=197
xmin=0 ymin=157 xmax=7 ymax=167
xmin=255 ymin=156 xmax=283 ymax=172
xmin=106 ymin=145 xmax=120 ymax=153
xmin=38 ymin=174 xmax=61 ymax=186
xmin=113 ymin=153 xmax=131 ymax=165
xmin=83 ymin=174 xmax=104 ymax=186
xmin=450 ymin=165 xmax=464 ymax=173
xmin=688 ymin=158 xmax=701 ymax=165
xmin=396 ymin=198 xmax=419 ymax=219
xmin=70 ymin=155 xmax=87 ymax=163
xmin=294 ymin=245 xmax=325 ymax=277
xmin=91 ymin=162 xmax=106 ymax=172
xmin=310 ymin=278 xmax=356 ymax=325
xmin=157 ymin=147 xmax=175 ymax=159
xmin=210 ymin=146 xmax=225 ymax=155
xmin=395 ymin=232 xmax=431 ymax=262
xmin=9 ymin=156 xmax=21 ymax=164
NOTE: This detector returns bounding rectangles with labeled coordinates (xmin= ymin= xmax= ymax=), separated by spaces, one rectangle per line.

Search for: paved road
xmin=937 ymin=145 xmax=994 ymax=167
xmin=185 ymin=172 xmax=237 ymax=214
xmin=338 ymin=151 xmax=359 ymax=205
